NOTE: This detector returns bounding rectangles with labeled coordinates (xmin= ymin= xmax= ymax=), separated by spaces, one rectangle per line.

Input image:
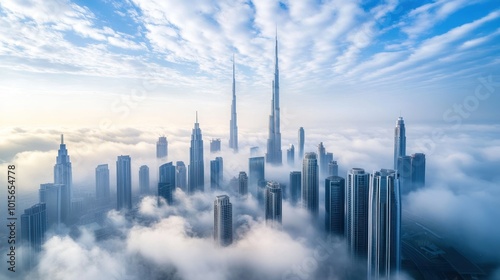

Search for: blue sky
xmin=0 ymin=0 xmax=499 ymax=130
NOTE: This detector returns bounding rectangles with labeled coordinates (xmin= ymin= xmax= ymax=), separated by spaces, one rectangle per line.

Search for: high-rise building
xmin=397 ymin=156 xmax=412 ymax=194
xmin=265 ymin=33 xmax=282 ymax=165
xmin=368 ymin=169 xmax=401 ymax=279
xmin=156 ymin=136 xmax=168 ymax=159
xmin=21 ymin=203 xmax=47 ymax=269
xmin=346 ymin=168 xmax=370 ymax=259
xmin=318 ymin=142 xmax=327 ymax=177
xmin=250 ymin=146 xmax=260 ymax=157
xmin=210 ymin=157 xmax=224 ymax=190
xmin=328 ymin=160 xmax=339 ymax=177
xmin=39 ymin=183 xmax=63 ymax=228
xmin=411 ymin=153 xmax=425 ymax=189
xmin=302 ymin=153 xmax=319 ymax=216
xmin=289 ymin=171 xmax=301 ymax=205
xmin=214 ymin=195 xmax=232 ymax=247
xmin=298 ymin=127 xmax=305 ymax=160
xmin=139 ymin=165 xmax=150 ymax=195
xmin=287 ymin=144 xmax=295 ymax=166
xmin=54 ymin=134 xmax=72 ymax=225
xmin=394 ymin=117 xmax=406 ymax=169
xmin=325 ymin=176 xmax=345 ymax=236
xmin=188 ymin=112 xmax=205 ymax=194
xmin=116 ymin=155 xmax=132 ymax=210
xmin=325 ymin=153 xmax=333 ymax=168
xmin=229 ymin=55 xmax=239 ymax=152
xmin=210 ymin=138 xmax=221 ymax=153
xmin=158 ymin=162 xmax=176 ymax=205
xmin=176 ymin=161 xmax=187 ymax=192
xmin=95 ymin=164 xmax=110 ymax=205
xmin=249 ymin=156 xmax=265 ymax=189
xmin=265 ymin=181 xmax=282 ymax=227
xmin=238 ymin=171 xmax=248 ymax=196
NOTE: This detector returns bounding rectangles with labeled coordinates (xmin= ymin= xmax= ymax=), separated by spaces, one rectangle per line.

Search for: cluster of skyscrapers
xmin=19 ymin=33 xmax=426 ymax=280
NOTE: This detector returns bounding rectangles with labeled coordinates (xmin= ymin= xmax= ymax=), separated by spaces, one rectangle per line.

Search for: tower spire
xmin=61 ymin=134 xmax=64 ymax=144
xmin=196 ymin=111 xmax=198 ymax=123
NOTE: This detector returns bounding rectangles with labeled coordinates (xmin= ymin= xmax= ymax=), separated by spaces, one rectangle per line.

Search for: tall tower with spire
xmin=54 ymin=134 xmax=72 ymax=224
xmin=266 ymin=31 xmax=282 ymax=165
xmin=394 ymin=117 xmax=406 ymax=169
xmin=229 ymin=55 xmax=238 ymax=152
xmin=188 ymin=112 xmax=205 ymax=194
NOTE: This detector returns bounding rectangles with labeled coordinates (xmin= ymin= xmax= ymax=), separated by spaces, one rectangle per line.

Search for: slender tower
xmin=54 ymin=134 xmax=72 ymax=225
xmin=298 ymin=127 xmax=305 ymax=160
xmin=188 ymin=112 xmax=205 ymax=194
xmin=302 ymin=153 xmax=319 ymax=217
xmin=229 ymin=55 xmax=238 ymax=152
xmin=266 ymin=32 xmax=282 ymax=165
xmin=116 ymin=155 xmax=132 ymax=210
xmin=394 ymin=117 xmax=406 ymax=169
xmin=214 ymin=195 xmax=233 ymax=247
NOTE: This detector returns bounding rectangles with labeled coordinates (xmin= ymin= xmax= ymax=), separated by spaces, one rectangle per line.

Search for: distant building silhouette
xmin=238 ymin=171 xmax=248 ymax=197
xmin=394 ymin=117 xmax=406 ymax=169
xmin=214 ymin=195 xmax=232 ymax=247
xmin=188 ymin=112 xmax=205 ymax=194
xmin=116 ymin=155 xmax=132 ymax=210
xmin=328 ymin=160 xmax=339 ymax=177
xmin=289 ymin=171 xmax=301 ymax=205
xmin=156 ymin=136 xmax=168 ymax=159
xmin=266 ymin=33 xmax=282 ymax=165
xmin=139 ymin=165 xmax=150 ymax=195
xmin=21 ymin=203 xmax=47 ymax=269
xmin=159 ymin=162 xmax=176 ymax=205
xmin=287 ymin=144 xmax=295 ymax=166
xmin=210 ymin=157 xmax=224 ymax=190
xmin=397 ymin=153 xmax=425 ymax=194
xmin=298 ymin=127 xmax=305 ymax=160
xmin=210 ymin=138 xmax=221 ymax=153
xmin=250 ymin=146 xmax=260 ymax=157
xmin=229 ymin=55 xmax=239 ymax=152
xmin=176 ymin=161 xmax=187 ymax=192
xmin=265 ymin=181 xmax=282 ymax=228
xmin=325 ymin=176 xmax=345 ymax=236
xmin=302 ymin=153 xmax=319 ymax=216
xmin=346 ymin=168 xmax=370 ymax=259
xmin=368 ymin=169 xmax=401 ymax=279
xmin=249 ymin=156 xmax=265 ymax=190
xmin=95 ymin=164 xmax=110 ymax=205
xmin=54 ymin=134 xmax=72 ymax=225
xmin=39 ymin=183 xmax=63 ymax=228
xmin=318 ymin=142 xmax=327 ymax=177
xmin=411 ymin=153 xmax=426 ymax=189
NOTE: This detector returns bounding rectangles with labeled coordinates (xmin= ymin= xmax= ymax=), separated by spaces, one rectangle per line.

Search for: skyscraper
xmin=39 ymin=183 xmax=63 ymax=228
xmin=214 ymin=195 xmax=232 ymax=247
xmin=325 ymin=176 xmax=345 ymax=236
xmin=302 ymin=153 xmax=319 ymax=216
xmin=116 ymin=155 xmax=132 ymax=210
xmin=210 ymin=138 xmax=221 ymax=153
xmin=287 ymin=144 xmax=295 ymax=166
xmin=156 ymin=136 xmax=168 ymax=159
xmin=21 ymin=203 xmax=47 ymax=269
xmin=238 ymin=171 xmax=248 ymax=196
xmin=158 ymin=162 xmax=176 ymax=205
xmin=95 ymin=164 xmax=110 ymax=205
xmin=328 ymin=160 xmax=339 ymax=177
xmin=318 ymin=142 xmax=327 ymax=177
xmin=265 ymin=181 xmax=282 ymax=227
xmin=249 ymin=156 xmax=265 ymax=189
xmin=397 ymin=156 xmax=412 ymax=194
xmin=54 ymin=134 xmax=72 ymax=225
xmin=298 ymin=127 xmax=305 ymax=160
xmin=176 ymin=161 xmax=187 ymax=192
xmin=265 ymin=33 xmax=282 ymax=165
xmin=229 ymin=55 xmax=238 ymax=152
xmin=289 ymin=171 xmax=301 ymax=205
xmin=139 ymin=165 xmax=150 ymax=195
xmin=188 ymin=112 xmax=205 ymax=194
xmin=210 ymin=157 xmax=224 ymax=190
xmin=368 ymin=169 xmax=401 ymax=279
xmin=346 ymin=168 xmax=370 ymax=259
xmin=394 ymin=117 xmax=406 ymax=169
xmin=411 ymin=153 xmax=426 ymax=189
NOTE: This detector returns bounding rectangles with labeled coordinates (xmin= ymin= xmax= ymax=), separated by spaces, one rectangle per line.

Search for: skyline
xmin=0 ymin=1 xmax=499 ymax=129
